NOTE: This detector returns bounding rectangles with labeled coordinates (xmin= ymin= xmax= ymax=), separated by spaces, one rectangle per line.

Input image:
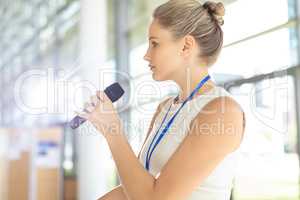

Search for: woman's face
xmin=143 ymin=19 xmax=187 ymax=81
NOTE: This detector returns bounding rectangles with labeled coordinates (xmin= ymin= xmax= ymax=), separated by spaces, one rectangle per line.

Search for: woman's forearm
xmin=105 ymin=131 xmax=156 ymax=200
xmin=98 ymin=185 xmax=128 ymax=200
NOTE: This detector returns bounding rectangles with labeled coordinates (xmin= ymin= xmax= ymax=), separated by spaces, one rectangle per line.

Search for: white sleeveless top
xmin=138 ymin=86 xmax=245 ymax=200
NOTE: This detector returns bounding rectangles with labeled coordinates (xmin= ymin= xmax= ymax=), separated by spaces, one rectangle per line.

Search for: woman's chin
xmin=151 ymin=70 xmax=168 ymax=81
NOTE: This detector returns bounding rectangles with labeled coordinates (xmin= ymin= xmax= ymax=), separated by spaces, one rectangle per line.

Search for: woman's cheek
xmin=157 ymin=50 xmax=170 ymax=63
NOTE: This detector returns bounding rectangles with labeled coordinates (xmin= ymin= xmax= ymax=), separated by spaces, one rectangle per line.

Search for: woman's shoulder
xmin=199 ymin=90 xmax=245 ymax=143
xmin=190 ymin=94 xmax=245 ymax=152
xmin=205 ymin=95 xmax=243 ymax=113
xmin=199 ymin=86 xmax=244 ymax=113
xmin=199 ymin=86 xmax=244 ymax=118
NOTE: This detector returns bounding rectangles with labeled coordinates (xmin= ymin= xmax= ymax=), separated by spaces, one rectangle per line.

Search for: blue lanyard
xmin=145 ymin=74 xmax=211 ymax=171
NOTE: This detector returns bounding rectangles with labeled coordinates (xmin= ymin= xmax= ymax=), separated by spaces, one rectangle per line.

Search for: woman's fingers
xmin=75 ymin=111 xmax=89 ymax=120
xmin=84 ymin=102 xmax=94 ymax=113
xmin=80 ymin=91 xmax=110 ymax=116
xmin=82 ymin=93 xmax=103 ymax=114
xmin=90 ymin=95 xmax=99 ymax=106
xmin=96 ymin=91 xmax=107 ymax=102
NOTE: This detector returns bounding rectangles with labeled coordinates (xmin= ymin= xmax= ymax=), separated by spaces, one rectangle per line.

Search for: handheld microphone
xmin=69 ymin=82 xmax=125 ymax=129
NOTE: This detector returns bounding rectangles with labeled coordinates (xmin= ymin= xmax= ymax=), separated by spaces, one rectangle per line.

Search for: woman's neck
xmin=174 ymin=67 xmax=216 ymax=103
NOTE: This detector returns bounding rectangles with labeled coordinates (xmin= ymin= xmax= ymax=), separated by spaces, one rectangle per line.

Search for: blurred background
xmin=0 ymin=0 xmax=299 ymax=199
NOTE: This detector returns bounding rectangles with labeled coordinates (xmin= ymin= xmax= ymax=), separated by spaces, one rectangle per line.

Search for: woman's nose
xmin=143 ymin=51 xmax=150 ymax=61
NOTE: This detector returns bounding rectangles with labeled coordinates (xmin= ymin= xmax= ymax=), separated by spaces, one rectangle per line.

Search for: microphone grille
xmin=104 ymin=82 xmax=125 ymax=102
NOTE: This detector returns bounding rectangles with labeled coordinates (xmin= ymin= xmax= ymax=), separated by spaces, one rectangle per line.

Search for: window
xmin=223 ymin=0 xmax=289 ymax=45
xmin=211 ymin=27 xmax=294 ymax=78
xmin=229 ymin=76 xmax=298 ymax=200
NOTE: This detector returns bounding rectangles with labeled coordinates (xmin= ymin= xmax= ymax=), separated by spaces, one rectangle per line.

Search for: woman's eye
xmin=151 ymin=42 xmax=158 ymax=47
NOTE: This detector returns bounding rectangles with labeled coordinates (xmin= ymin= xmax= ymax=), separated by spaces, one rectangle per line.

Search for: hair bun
xmin=203 ymin=1 xmax=225 ymax=25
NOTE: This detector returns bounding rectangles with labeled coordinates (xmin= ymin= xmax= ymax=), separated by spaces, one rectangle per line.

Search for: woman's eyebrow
xmin=149 ymin=36 xmax=159 ymax=40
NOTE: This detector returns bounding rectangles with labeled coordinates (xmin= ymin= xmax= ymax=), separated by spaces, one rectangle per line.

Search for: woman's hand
xmin=76 ymin=90 xmax=122 ymax=138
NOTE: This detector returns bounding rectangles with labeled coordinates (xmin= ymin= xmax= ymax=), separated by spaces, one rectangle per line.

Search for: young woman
xmin=78 ymin=0 xmax=246 ymax=199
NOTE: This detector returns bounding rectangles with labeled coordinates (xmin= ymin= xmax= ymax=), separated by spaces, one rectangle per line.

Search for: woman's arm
xmin=97 ymin=185 xmax=127 ymax=200
xmin=97 ymin=97 xmax=171 ymax=200
xmin=104 ymin=96 xmax=245 ymax=200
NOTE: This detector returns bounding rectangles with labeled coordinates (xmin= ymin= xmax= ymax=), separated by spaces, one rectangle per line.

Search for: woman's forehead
xmin=148 ymin=20 xmax=171 ymax=40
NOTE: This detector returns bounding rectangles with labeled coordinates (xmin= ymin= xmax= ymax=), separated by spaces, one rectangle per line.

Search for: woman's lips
xmin=149 ymin=65 xmax=155 ymax=70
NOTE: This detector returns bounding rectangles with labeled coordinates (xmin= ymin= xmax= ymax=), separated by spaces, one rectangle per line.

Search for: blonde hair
xmin=153 ymin=0 xmax=225 ymax=66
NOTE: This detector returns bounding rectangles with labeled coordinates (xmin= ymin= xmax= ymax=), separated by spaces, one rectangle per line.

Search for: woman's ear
xmin=181 ymin=35 xmax=196 ymax=58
